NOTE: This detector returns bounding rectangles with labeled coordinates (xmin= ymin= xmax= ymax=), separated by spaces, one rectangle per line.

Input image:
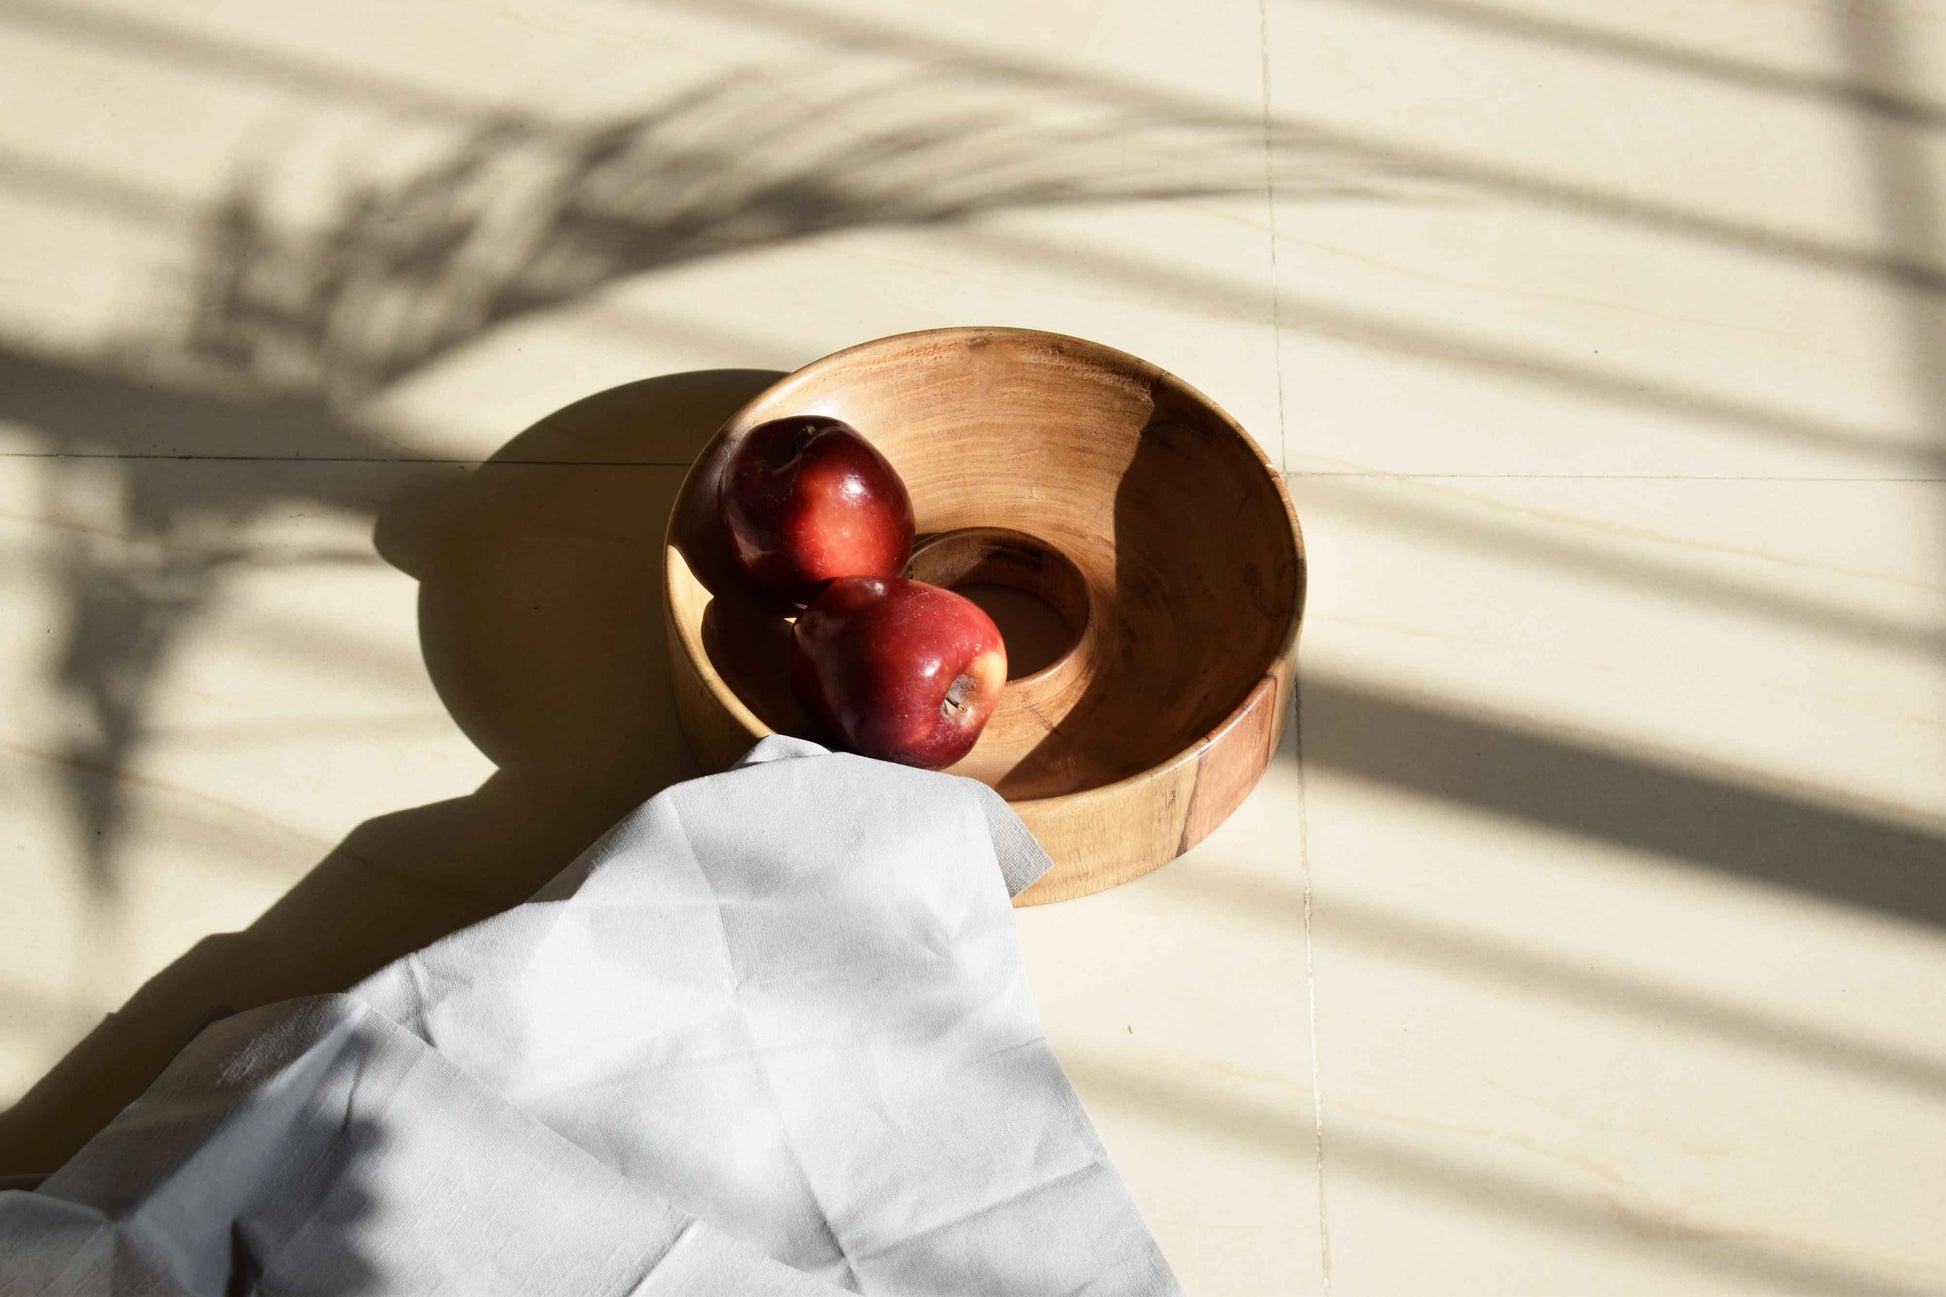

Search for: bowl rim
xmin=663 ymin=324 xmax=1307 ymax=809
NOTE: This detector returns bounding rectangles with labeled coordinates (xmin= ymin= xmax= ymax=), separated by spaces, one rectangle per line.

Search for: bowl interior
xmin=667 ymin=329 xmax=1301 ymax=799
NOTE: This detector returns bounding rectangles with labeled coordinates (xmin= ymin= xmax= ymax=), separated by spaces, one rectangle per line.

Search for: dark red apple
xmin=718 ymin=415 xmax=915 ymax=605
xmin=791 ymin=577 xmax=1008 ymax=769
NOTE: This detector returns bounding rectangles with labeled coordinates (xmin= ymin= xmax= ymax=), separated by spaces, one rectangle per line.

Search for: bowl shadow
xmin=0 ymin=368 xmax=784 ymax=1179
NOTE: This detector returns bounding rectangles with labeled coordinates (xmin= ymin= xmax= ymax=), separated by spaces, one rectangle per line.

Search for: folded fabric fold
xmin=1 ymin=739 xmax=1181 ymax=1295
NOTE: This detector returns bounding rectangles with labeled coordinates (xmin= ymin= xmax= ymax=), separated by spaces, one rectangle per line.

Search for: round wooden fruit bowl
xmin=664 ymin=327 xmax=1304 ymax=904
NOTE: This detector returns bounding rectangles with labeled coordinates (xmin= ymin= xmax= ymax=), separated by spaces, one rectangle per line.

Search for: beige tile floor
xmin=1 ymin=1 xmax=1942 ymax=1292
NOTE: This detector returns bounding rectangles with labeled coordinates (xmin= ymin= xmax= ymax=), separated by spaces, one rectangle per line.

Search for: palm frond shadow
xmin=171 ymin=64 xmax=1419 ymax=402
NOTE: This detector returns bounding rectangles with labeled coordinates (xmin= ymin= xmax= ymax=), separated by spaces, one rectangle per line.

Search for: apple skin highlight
xmin=719 ymin=415 xmax=915 ymax=607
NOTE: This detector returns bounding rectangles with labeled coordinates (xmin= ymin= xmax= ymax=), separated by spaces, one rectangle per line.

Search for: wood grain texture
xmin=664 ymin=327 xmax=1304 ymax=903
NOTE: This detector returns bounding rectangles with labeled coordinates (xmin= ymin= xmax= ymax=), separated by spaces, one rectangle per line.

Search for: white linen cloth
xmin=0 ymin=737 xmax=1181 ymax=1295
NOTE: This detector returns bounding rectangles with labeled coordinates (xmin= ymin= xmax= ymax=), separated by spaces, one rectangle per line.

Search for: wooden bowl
xmin=664 ymin=327 xmax=1304 ymax=904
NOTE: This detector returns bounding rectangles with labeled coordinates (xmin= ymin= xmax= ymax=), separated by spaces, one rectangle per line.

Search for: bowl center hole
xmin=905 ymin=527 xmax=1090 ymax=684
xmin=951 ymin=584 xmax=1071 ymax=679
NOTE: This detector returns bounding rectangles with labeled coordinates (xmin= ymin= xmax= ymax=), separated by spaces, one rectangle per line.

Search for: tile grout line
xmin=0 ymin=453 xmax=695 ymax=468
xmin=1293 ymin=678 xmax=1331 ymax=1292
xmin=1258 ymin=0 xmax=1291 ymax=474
xmin=1281 ymin=471 xmax=1946 ymax=482
xmin=1260 ymin=0 xmax=1327 ymax=1284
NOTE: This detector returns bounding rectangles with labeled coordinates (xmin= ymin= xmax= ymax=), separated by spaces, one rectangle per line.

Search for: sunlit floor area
xmin=2 ymin=1 xmax=1944 ymax=1292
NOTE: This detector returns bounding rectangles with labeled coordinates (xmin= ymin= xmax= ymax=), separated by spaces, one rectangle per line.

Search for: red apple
xmin=718 ymin=415 xmax=915 ymax=606
xmin=791 ymin=577 xmax=1008 ymax=769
